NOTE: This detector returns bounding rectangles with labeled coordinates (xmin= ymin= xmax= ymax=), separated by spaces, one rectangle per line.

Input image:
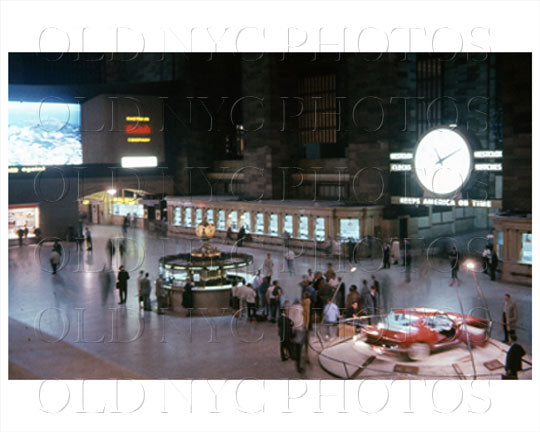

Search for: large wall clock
xmin=413 ymin=127 xmax=473 ymax=196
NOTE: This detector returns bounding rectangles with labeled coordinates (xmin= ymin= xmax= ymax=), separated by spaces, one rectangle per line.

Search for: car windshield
xmin=380 ymin=312 xmax=421 ymax=331
xmin=424 ymin=314 xmax=453 ymax=330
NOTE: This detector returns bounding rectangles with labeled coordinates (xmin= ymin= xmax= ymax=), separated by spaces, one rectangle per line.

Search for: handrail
xmin=307 ymin=323 xmax=531 ymax=379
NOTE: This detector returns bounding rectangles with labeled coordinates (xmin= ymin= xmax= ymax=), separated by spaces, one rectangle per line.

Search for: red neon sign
xmin=125 ymin=124 xmax=151 ymax=135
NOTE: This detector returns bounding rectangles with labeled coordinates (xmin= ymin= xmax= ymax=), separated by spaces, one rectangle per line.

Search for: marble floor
xmin=8 ymin=225 xmax=532 ymax=379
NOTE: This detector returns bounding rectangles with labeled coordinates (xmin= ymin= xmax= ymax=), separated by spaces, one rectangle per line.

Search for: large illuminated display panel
xmin=80 ymin=94 xmax=164 ymax=165
xmin=8 ymin=101 xmax=82 ymax=166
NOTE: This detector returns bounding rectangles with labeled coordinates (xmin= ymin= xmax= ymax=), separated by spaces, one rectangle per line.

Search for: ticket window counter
xmin=298 ymin=216 xmax=309 ymax=239
xmin=339 ymin=218 xmax=361 ymax=242
xmin=269 ymin=214 xmax=279 ymax=236
xmin=283 ymin=214 xmax=293 ymax=237
xmin=206 ymin=209 xmax=214 ymax=225
xmin=519 ymin=233 xmax=532 ymax=265
xmin=241 ymin=212 xmax=251 ymax=232
xmin=255 ymin=213 xmax=265 ymax=234
xmin=315 ymin=217 xmax=326 ymax=242
xmin=8 ymin=205 xmax=39 ymax=239
xmin=217 ymin=210 xmax=226 ymax=230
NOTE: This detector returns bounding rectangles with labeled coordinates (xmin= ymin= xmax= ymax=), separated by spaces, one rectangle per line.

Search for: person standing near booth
xmin=116 ymin=265 xmax=130 ymax=305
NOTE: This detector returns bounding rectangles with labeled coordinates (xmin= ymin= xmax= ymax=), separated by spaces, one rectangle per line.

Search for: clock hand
xmin=439 ymin=148 xmax=462 ymax=164
xmin=434 ymin=148 xmax=444 ymax=165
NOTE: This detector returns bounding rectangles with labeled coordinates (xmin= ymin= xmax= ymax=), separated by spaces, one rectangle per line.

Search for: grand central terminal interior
xmin=8 ymin=52 xmax=532 ymax=380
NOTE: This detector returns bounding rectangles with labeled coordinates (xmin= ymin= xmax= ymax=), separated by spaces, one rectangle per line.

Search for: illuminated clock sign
xmin=413 ymin=127 xmax=473 ymax=196
xmin=390 ymin=126 xmax=503 ymax=208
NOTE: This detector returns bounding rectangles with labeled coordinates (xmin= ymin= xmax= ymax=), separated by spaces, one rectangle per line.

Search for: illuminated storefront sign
xmin=121 ymin=156 xmax=158 ymax=168
xmin=391 ymin=196 xmax=502 ymax=208
xmin=390 ymin=152 xmax=413 ymax=160
xmin=390 ymin=163 xmax=411 ymax=172
xmin=8 ymin=166 xmax=46 ymax=174
xmin=127 ymin=137 xmax=151 ymax=143
xmin=474 ymin=163 xmax=502 ymax=171
xmin=125 ymin=116 xmax=150 ymax=122
xmin=474 ymin=150 xmax=503 ymax=158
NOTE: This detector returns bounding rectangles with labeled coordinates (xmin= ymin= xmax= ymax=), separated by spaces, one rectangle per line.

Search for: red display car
xmin=359 ymin=307 xmax=491 ymax=360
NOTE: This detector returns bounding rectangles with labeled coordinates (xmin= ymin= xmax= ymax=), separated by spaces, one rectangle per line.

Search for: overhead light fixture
xmin=107 ymin=189 xmax=117 ymax=196
xmin=121 ymin=156 xmax=158 ymax=168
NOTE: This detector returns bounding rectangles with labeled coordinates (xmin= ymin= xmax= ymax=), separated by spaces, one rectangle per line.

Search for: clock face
xmin=205 ymin=224 xmax=215 ymax=238
xmin=195 ymin=224 xmax=204 ymax=237
xmin=413 ymin=128 xmax=472 ymax=196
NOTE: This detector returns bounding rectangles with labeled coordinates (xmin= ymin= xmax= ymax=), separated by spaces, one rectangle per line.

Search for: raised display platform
xmin=310 ymin=332 xmax=532 ymax=380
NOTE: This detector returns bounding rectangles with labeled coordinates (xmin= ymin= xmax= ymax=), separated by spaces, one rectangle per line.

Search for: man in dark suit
xmin=117 ymin=265 xmax=130 ymax=304
xmin=278 ymin=304 xmax=293 ymax=361
xmin=505 ymin=334 xmax=526 ymax=379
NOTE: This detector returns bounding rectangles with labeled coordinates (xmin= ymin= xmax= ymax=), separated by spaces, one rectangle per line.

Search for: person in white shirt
xmin=328 ymin=275 xmax=339 ymax=289
xmin=322 ymin=298 xmax=340 ymax=339
xmin=234 ymin=282 xmax=249 ymax=318
xmin=252 ymin=270 xmax=262 ymax=291
xmin=284 ymin=249 xmax=295 ymax=276
xmin=306 ymin=269 xmax=314 ymax=283
xmin=263 ymin=253 xmax=274 ymax=279
xmin=242 ymin=283 xmax=257 ymax=321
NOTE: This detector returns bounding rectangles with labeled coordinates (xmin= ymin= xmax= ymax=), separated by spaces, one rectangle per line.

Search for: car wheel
xmin=408 ymin=343 xmax=430 ymax=361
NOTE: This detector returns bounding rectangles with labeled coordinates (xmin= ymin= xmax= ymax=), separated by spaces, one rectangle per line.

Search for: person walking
xmin=244 ymin=283 xmax=257 ymax=321
xmin=257 ymin=276 xmax=270 ymax=318
xmin=52 ymin=240 xmax=62 ymax=255
xmin=116 ymin=265 xmax=130 ymax=304
xmin=301 ymin=291 xmax=312 ymax=331
xmin=322 ymin=298 xmax=339 ymax=339
xmin=17 ymin=228 xmax=24 ymax=246
xmin=231 ymin=281 xmax=242 ymax=317
xmin=263 ymin=253 xmax=274 ymax=279
xmin=85 ymin=227 xmax=93 ymax=251
xmin=181 ymin=278 xmax=194 ymax=316
xmin=361 ymin=285 xmax=380 ymax=325
xmin=155 ymin=274 xmax=167 ymax=314
xmin=502 ymin=293 xmax=518 ymax=343
xmin=336 ymin=277 xmax=346 ymax=310
xmin=324 ymin=263 xmax=336 ymax=281
xmin=34 ymin=227 xmax=42 ymax=244
xmin=482 ymin=246 xmax=492 ymax=274
xmin=288 ymin=300 xmax=307 ymax=373
xmin=106 ymin=238 xmax=115 ymax=267
xmin=226 ymin=225 xmax=234 ymax=245
xmin=490 ymin=250 xmax=499 ymax=281
xmin=278 ymin=304 xmax=293 ymax=361
xmin=137 ymin=270 xmax=145 ymax=310
xmin=383 ymin=242 xmax=391 ymax=268
xmin=284 ymin=248 xmax=295 ymax=276
xmin=140 ymin=272 xmax=152 ymax=311
xmin=504 ymin=334 xmax=526 ymax=379
xmin=50 ymin=249 xmax=60 ymax=274
xmin=405 ymin=251 xmax=412 ymax=283
xmin=391 ymin=237 xmax=400 ymax=265
xmin=267 ymin=280 xmax=282 ymax=323
xmin=370 ymin=274 xmax=380 ymax=294
xmin=345 ymin=285 xmax=361 ymax=309
xmin=237 ymin=225 xmax=246 ymax=247
xmin=448 ymin=247 xmax=460 ymax=286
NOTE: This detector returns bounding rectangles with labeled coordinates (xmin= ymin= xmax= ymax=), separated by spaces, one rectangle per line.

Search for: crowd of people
xmin=38 ymin=223 xmax=524 ymax=377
